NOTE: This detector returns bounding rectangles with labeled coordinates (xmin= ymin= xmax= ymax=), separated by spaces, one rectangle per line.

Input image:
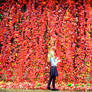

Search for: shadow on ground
xmin=0 ymin=88 xmax=92 ymax=92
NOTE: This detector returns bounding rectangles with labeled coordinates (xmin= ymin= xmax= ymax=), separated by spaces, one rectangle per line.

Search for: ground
xmin=0 ymin=88 xmax=92 ymax=92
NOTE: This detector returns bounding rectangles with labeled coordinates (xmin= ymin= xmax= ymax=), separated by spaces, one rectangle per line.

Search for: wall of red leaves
xmin=0 ymin=0 xmax=92 ymax=85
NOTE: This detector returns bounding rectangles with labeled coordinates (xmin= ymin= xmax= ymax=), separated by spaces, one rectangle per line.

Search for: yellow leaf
xmin=15 ymin=53 xmax=17 ymax=56
xmin=7 ymin=82 xmax=11 ymax=85
xmin=0 ymin=81 xmax=4 ymax=84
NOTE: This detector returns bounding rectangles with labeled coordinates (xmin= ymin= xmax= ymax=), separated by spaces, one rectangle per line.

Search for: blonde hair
xmin=48 ymin=48 xmax=55 ymax=61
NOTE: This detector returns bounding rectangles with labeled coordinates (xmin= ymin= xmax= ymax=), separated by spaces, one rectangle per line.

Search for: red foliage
xmin=0 ymin=0 xmax=92 ymax=89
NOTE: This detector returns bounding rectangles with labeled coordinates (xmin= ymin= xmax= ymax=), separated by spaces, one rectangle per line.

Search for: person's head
xmin=49 ymin=47 xmax=56 ymax=57
xmin=48 ymin=50 xmax=53 ymax=61
xmin=50 ymin=49 xmax=54 ymax=57
xmin=48 ymin=46 xmax=56 ymax=61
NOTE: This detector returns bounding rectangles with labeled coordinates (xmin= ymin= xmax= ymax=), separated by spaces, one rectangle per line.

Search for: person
xmin=47 ymin=48 xmax=61 ymax=90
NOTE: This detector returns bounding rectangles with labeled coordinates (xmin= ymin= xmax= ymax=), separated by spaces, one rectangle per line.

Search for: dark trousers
xmin=47 ymin=75 xmax=56 ymax=88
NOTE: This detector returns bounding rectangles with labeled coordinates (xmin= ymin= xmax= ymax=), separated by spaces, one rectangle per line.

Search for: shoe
xmin=47 ymin=87 xmax=51 ymax=90
xmin=52 ymin=88 xmax=59 ymax=91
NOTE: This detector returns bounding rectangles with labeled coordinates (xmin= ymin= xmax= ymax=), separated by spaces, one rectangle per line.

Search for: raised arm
xmin=56 ymin=57 xmax=61 ymax=63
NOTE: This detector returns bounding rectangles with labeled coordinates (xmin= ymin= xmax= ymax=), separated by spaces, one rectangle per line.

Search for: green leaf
xmin=88 ymin=83 xmax=90 ymax=86
xmin=87 ymin=76 xmax=90 ymax=81
xmin=3 ymin=76 xmax=5 ymax=81
xmin=67 ymin=83 xmax=72 ymax=87
xmin=0 ymin=14 xmax=3 ymax=21
xmin=3 ymin=70 xmax=6 ymax=81
xmin=81 ymin=84 xmax=84 ymax=87
xmin=37 ymin=83 xmax=41 ymax=87
xmin=37 ymin=74 xmax=39 ymax=78
xmin=22 ymin=14 xmax=24 ymax=20
xmin=0 ymin=14 xmax=3 ymax=17
xmin=62 ymin=57 xmax=65 ymax=60
xmin=11 ymin=76 xmax=15 ymax=81
xmin=16 ymin=27 xmax=17 ymax=30
xmin=17 ymin=24 xmax=19 ymax=26
xmin=20 ymin=21 xmax=22 ymax=23
xmin=75 ymin=84 xmax=78 ymax=86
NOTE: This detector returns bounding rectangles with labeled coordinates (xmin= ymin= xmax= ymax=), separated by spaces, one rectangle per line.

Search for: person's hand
xmin=56 ymin=57 xmax=61 ymax=63
xmin=56 ymin=57 xmax=59 ymax=60
xmin=58 ymin=59 xmax=61 ymax=63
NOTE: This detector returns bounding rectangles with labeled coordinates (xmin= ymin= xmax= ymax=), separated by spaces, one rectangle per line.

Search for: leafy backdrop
xmin=0 ymin=0 xmax=92 ymax=86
